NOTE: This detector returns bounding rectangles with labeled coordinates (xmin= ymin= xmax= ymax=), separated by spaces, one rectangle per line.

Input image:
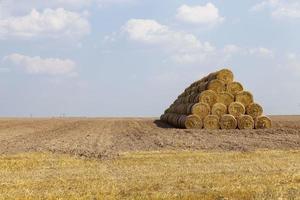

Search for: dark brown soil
xmin=0 ymin=116 xmax=299 ymax=158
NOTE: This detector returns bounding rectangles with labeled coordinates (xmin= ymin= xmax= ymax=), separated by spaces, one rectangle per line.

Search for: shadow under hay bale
xmin=153 ymin=120 xmax=174 ymax=129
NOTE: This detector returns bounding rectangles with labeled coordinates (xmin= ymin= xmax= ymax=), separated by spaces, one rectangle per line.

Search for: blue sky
xmin=0 ymin=0 xmax=300 ymax=117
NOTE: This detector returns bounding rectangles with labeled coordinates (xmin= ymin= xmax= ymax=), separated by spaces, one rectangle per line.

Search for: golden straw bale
xmin=238 ymin=115 xmax=254 ymax=130
xmin=235 ymin=91 xmax=254 ymax=107
xmin=207 ymin=79 xmax=226 ymax=93
xmin=226 ymin=82 xmax=244 ymax=95
xmin=212 ymin=103 xmax=227 ymax=118
xmin=192 ymin=102 xmax=210 ymax=120
xmin=203 ymin=115 xmax=220 ymax=130
xmin=218 ymin=92 xmax=234 ymax=107
xmin=228 ymin=102 xmax=245 ymax=118
xmin=185 ymin=115 xmax=203 ymax=129
xmin=216 ymin=69 xmax=234 ymax=84
xmin=246 ymin=103 xmax=263 ymax=119
xmin=255 ymin=116 xmax=272 ymax=129
xmin=206 ymin=69 xmax=234 ymax=83
xmin=220 ymin=114 xmax=237 ymax=130
xmin=199 ymin=90 xmax=218 ymax=107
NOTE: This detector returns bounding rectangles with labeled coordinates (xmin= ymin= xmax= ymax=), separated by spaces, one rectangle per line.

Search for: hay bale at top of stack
xmin=160 ymin=68 xmax=272 ymax=129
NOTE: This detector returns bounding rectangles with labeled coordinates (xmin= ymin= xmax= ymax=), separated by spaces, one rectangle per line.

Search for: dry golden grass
xmin=0 ymin=150 xmax=300 ymax=200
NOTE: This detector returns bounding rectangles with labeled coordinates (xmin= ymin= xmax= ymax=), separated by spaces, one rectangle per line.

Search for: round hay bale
xmin=235 ymin=91 xmax=254 ymax=107
xmin=166 ymin=113 xmax=174 ymax=123
xmin=165 ymin=114 xmax=171 ymax=122
xmin=207 ymin=79 xmax=226 ymax=93
xmin=218 ymin=92 xmax=234 ymax=107
xmin=184 ymin=96 xmax=190 ymax=103
xmin=203 ymin=115 xmax=220 ymax=130
xmin=186 ymin=103 xmax=194 ymax=114
xmin=176 ymin=104 xmax=186 ymax=114
xmin=192 ymin=102 xmax=210 ymax=120
xmin=168 ymin=114 xmax=176 ymax=126
xmin=185 ymin=115 xmax=203 ymax=129
xmin=190 ymin=94 xmax=199 ymax=103
xmin=164 ymin=108 xmax=170 ymax=114
xmin=163 ymin=113 xmax=170 ymax=122
xmin=173 ymin=114 xmax=182 ymax=127
xmin=220 ymin=114 xmax=237 ymax=130
xmin=216 ymin=69 xmax=234 ymax=84
xmin=255 ymin=116 xmax=272 ymax=129
xmin=228 ymin=102 xmax=245 ymax=118
xmin=246 ymin=103 xmax=263 ymax=119
xmin=199 ymin=90 xmax=218 ymax=107
xmin=191 ymin=80 xmax=202 ymax=88
xmin=197 ymin=82 xmax=208 ymax=93
xmin=167 ymin=114 xmax=172 ymax=122
xmin=227 ymin=82 xmax=243 ymax=95
xmin=212 ymin=103 xmax=227 ymax=118
xmin=238 ymin=115 xmax=254 ymax=130
xmin=177 ymin=115 xmax=187 ymax=128
xmin=192 ymin=94 xmax=201 ymax=103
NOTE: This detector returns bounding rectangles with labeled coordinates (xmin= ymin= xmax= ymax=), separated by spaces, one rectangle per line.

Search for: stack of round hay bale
xmin=160 ymin=69 xmax=272 ymax=130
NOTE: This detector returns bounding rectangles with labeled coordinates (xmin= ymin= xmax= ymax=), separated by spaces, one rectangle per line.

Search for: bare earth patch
xmin=0 ymin=116 xmax=299 ymax=158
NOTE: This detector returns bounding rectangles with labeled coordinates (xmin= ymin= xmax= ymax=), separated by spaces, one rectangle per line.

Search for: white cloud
xmin=0 ymin=8 xmax=90 ymax=40
xmin=176 ymin=3 xmax=224 ymax=25
xmin=3 ymin=53 xmax=76 ymax=75
xmin=0 ymin=1 xmax=91 ymax=18
xmin=249 ymin=47 xmax=274 ymax=57
xmin=122 ymin=19 xmax=275 ymax=64
xmin=251 ymin=0 xmax=300 ymax=19
xmin=123 ymin=19 xmax=215 ymax=64
xmin=0 ymin=0 xmax=133 ymax=16
xmin=223 ymin=45 xmax=274 ymax=58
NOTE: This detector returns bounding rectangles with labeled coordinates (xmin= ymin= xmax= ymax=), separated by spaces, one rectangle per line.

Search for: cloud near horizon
xmin=3 ymin=53 xmax=77 ymax=76
xmin=251 ymin=0 xmax=300 ymax=19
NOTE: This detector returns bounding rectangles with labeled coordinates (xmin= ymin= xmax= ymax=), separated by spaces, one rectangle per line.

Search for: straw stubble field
xmin=0 ymin=116 xmax=300 ymax=199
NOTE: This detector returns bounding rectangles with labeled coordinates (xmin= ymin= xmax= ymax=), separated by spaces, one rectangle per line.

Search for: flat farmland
xmin=0 ymin=116 xmax=299 ymax=157
xmin=0 ymin=116 xmax=299 ymax=199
